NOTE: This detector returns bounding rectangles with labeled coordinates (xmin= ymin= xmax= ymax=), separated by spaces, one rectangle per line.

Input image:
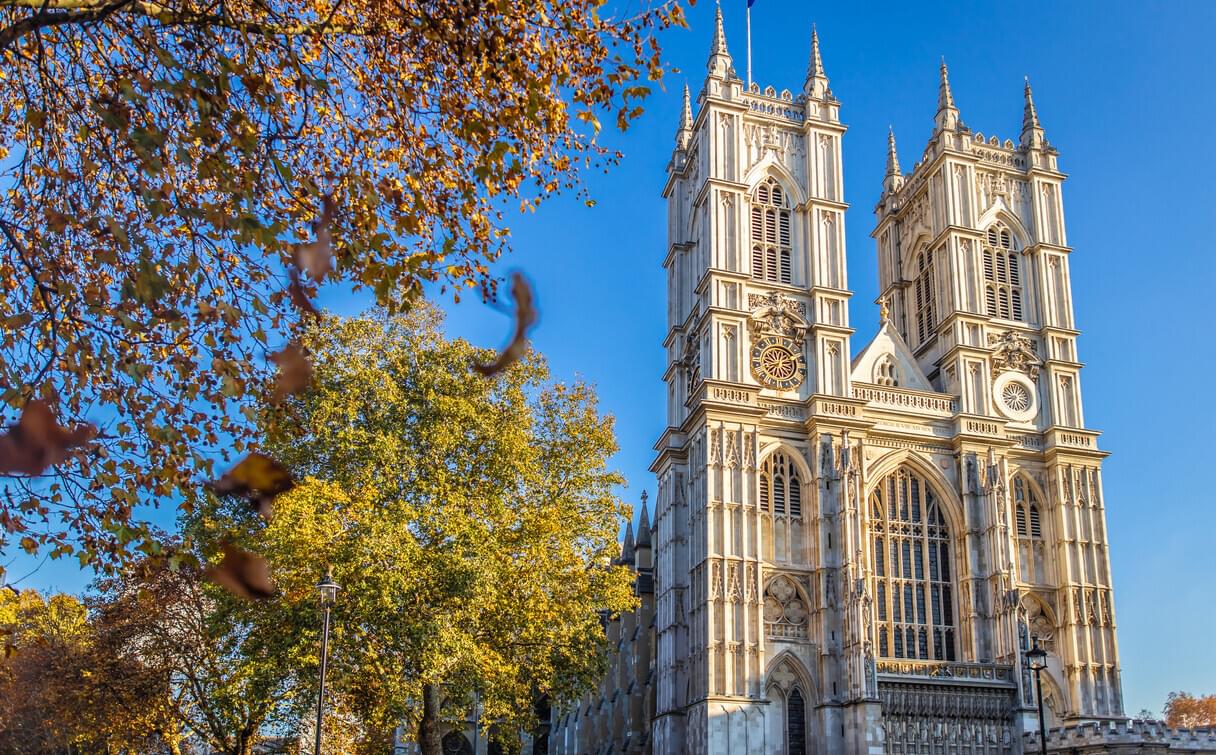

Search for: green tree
xmin=192 ymin=306 xmax=636 ymax=755
xmin=0 ymin=0 xmax=686 ymax=568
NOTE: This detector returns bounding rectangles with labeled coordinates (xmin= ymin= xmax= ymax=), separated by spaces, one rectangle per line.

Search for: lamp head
xmin=1025 ymin=636 xmax=1048 ymax=671
xmin=317 ymin=568 xmax=341 ymax=607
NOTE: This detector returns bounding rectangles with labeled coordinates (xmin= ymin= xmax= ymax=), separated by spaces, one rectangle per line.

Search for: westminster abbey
xmin=542 ymin=8 xmax=1216 ymax=755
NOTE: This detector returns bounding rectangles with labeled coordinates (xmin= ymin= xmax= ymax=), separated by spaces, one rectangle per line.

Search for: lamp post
xmin=1025 ymin=636 xmax=1049 ymax=755
xmin=314 ymin=569 xmax=340 ymax=755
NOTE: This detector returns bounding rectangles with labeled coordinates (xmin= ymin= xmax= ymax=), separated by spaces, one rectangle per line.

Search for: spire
xmin=804 ymin=23 xmax=830 ymax=99
xmin=935 ymin=58 xmax=962 ymax=132
xmin=636 ymin=491 xmax=652 ymax=549
xmin=676 ymin=83 xmax=694 ymax=150
xmin=1020 ymin=77 xmax=1046 ymax=149
xmin=621 ymin=519 xmax=635 ymax=562
xmin=707 ymin=3 xmax=732 ymax=78
xmin=883 ymin=126 xmax=903 ymax=193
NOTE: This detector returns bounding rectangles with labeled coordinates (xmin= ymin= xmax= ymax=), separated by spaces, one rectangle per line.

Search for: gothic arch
xmin=757 ymin=444 xmax=814 ymax=563
xmin=742 ymin=157 xmax=806 ymax=208
xmin=899 ymin=235 xmax=933 ymax=282
xmin=1020 ymin=592 xmax=1058 ymax=648
xmin=764 ymin=650 xmax=818 ymax=702
xmin=975 ymin=200 xmax=1032 ymax=248
xmin=757 ymin=442 xmax=813 ymax=484
xmin=864 ymin=449 xmax=965 ymax=536
xmin=1035 ymin=667 xmax=1068 ymax=728
xmin=1012 ymin=472 xmax=1050 ymax=534
xmin=764 ymin=651 xmax=818 ymax=755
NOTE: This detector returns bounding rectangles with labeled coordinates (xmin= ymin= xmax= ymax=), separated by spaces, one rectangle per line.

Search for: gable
xmin=850 ymin=322 xmax=934 ymax=391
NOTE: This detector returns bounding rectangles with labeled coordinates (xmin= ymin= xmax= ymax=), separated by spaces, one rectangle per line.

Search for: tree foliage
xmin=188 ymin=306 xmax=636 ymax=754
xmin=1164 ymin=691 xmax=1216 ymax=729
xmin=0 ymin=0 xmax=686 ymax=567
xmin=91 ymin=559 xmax=309 ymax=755
xmin=0 ymin=587 xmax=180 ymax=752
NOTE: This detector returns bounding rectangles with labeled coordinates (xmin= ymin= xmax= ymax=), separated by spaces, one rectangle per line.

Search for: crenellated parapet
xmin=1025 ymin=720 xmax=1216 ymax=753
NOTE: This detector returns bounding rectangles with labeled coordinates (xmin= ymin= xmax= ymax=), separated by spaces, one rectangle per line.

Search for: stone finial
xmin=878 ymin=294 xmax=891 ymax=325
xmin=676 ymin=83 xmax=694 ymax=150
xmin=1020 ymin=76 xmax=1046 ymax=149
xmin=935 ymin=58 xmax=962 ymax=132
xmin=883 ymin=126 xmax=903 ymax=193
xmin=636 ymin=492 xmax=652 ymax=549
xmin=804 ymin=24 xmax=830 ymax=99
xmin=707 ymin=3 xmax=732 ymax=78
xmin=621 ymin=519 xmax=635 ymax=562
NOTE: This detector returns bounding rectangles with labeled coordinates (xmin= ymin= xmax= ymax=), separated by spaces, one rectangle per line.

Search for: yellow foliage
xmin=0 ymin=0 xmax=687 ymax=569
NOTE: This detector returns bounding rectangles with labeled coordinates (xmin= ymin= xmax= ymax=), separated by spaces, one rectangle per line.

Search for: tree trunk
xmin=417 ymin=683 xmax=444 ymax=755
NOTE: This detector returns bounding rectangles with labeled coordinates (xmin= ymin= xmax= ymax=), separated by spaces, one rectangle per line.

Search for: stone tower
xmin=651 ymin=11 xmax=877 ymax=754
xmin=872 ymin=64 xmax=1124 ymax=730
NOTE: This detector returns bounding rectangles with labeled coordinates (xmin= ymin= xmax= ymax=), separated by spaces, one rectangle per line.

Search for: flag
xmin=747 ymin=0 xmax=758 ymax=7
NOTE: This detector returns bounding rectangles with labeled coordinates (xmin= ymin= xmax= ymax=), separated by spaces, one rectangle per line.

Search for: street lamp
xmin=314 ymin=569 xmax=340 ymax=755
xmin=1025 ymin=636 xmax=1049 ymax=755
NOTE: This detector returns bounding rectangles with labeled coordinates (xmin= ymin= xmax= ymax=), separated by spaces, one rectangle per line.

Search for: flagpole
xmin=745 ymin=1 xmax=753 ymax=88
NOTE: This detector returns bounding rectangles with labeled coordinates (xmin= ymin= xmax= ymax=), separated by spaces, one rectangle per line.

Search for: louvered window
xmin=914 ymin=250 xmax=936 ymax=344
xmin=983 ymin=225 xmax=1025 ymax=321
xmin=750 ymin=178 xmax=793 ymax=284
xmin=1014 ymin=476 xmax=1046 ymax=584
xmin=760 ymin=451 xmax=802 ymax=520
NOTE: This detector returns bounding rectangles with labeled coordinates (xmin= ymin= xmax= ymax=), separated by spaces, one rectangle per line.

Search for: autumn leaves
xmin=202 ymin=198 xmax=540 ymax=600
xmin=0 ymin=398 xmax=96 ymax=477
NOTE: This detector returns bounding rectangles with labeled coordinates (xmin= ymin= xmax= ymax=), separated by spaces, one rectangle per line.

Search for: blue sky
xmin=7 ymin=0 xmax=1213 ymax=719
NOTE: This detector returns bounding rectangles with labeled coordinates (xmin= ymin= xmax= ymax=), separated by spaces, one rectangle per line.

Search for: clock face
xmin=750 ymin=336 xmax=806 ymax=390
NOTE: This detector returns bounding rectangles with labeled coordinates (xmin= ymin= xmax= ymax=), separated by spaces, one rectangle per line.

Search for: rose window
xmin=764 ymin=576 xmax=808 ymax=640
xmin=1002 ymin=382 xmax=1031 ymax=412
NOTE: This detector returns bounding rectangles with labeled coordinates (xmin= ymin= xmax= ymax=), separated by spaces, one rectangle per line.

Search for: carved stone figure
xmin=989 ymin=330 xmax=1042 ymax=378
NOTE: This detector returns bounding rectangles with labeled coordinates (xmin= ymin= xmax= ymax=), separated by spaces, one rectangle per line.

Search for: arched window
xmin=1014 ymin=476 xmax=1046 ymax=583
xmin=760 ymin=452 xmax=802 ymax=518
xmin=787 ymin=687 xmax=807 ymax=755
xmin=761 ymin=450 xmax=807 ymax=563
xmin=442 ymin=733 xmax=473 ymax=755
xmin=766 ymin=659 xmax=813 ymax=755
xmin=750 ymin=178 xmax=793 ymax=285
xmin=870 ymin=467 xmax=956 ymax=661
xmin=873 ymin=355 xmax=899 ymax=387
xmin=983 ymin=225 xmax=1024 ymax=321
xmin=913 ymin=250 xmax=936 ymax=344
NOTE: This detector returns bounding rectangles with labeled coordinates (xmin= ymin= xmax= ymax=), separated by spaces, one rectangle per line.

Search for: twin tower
xmin=551 ymin=9 xmax=1123 ymax=755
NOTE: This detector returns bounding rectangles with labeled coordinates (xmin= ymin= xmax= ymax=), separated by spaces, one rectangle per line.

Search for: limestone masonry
xmin=548 ymin=9 xmax=1216 ymax=755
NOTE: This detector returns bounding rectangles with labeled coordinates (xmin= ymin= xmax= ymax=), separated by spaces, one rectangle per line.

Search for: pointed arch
xmin=1036 ymin=666 xmax=1067 ymax=728
xmin=1013 ymin=472 xmax=1049 ymax=583
xmin=758 ymin=444 xmax=812 ymax=562
xmin=747 ymin=173 xmax=797 ymax=284
xmin=866 ymin=453 xmax=963 ymax=662
xmin=757 ymin=442 xmax=813 ymax=482
xmin=975 ymin=199 xmax=1032 ymax=247
xmin=742 ymin=157 xmax=806 ymax=207
xmin=863 ymin=449 xmax=964 ymax=535
xmin=764 ymin=651 xmax=817 ymax=755
xmin=764 ymin=650 xmax=818 ymax=702
xmin=899 ymin=233 xmax=934 ymax=282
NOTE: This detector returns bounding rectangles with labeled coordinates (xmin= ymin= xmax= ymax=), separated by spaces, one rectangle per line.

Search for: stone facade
xmin=550 ymin=9 xmax=1216 ymax=755
xmin=550 ymin=497 xmax=657 ymax=755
